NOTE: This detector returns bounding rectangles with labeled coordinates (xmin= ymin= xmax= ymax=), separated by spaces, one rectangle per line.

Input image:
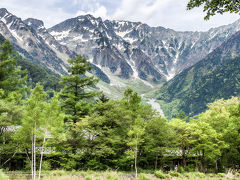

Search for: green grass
xmin=0 ymin=169 xmax=9 ymax=180
xmin=5 ymin=170 xmax=240 ymax=180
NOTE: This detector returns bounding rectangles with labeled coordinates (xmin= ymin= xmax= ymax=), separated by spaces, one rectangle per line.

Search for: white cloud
xmin=75 ymin=3 xmax=108 ymax=19
xmin=110 ymin=0 xmax=240 ymax=31
xmin=0 ymin=0 xmax=73 ymax=27
xmin=113 ymin=0 xmax=166 ymax=22
xmin=0 ymin=0 xmax=239 ymax=31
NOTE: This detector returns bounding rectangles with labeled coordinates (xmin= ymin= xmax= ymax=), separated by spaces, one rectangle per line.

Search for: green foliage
xmin=20 ymin=82 xmax=47 ymax=135
xmin=169 ymin=170 xmax=181 ymax=177
xmin=106 ymin=172 xmax=119 ymax=180
xmin=62 ymin=157 xmax=77 ymax=170
xmin=194 ymin=172 xmax=205 ymax=178
xmin=82 ymin=89 xmax=156 ymax=170
xmin=187 ymin=0 xmax=240 ymax=20
xmin=136 ymin=173 xmax=151 ymax=180
xmin=144 ymin=116 xmax=173 ymax=169
xmin=83 ymin=99 xmax=132 ymax=169
xmin=50 ymin=169 xmax=67 ymax=176
xmin=185 ymin=164 xmax=195 ymax=172
xmin=85 ymin=176 xmax=92 ymax=180
xmin=189 ymin=120 xmax=225 ymax=163
xmin=0 ymin=37 xmax=239 ymax=175
xmin=60 ymin=55 xmax=99 ymax=123
xmin=154 ymin=170 xmax=165 ymax=179
xmin=0 ymin=40 xmax=27 ymax=98
xmin=195 ymin=97 xmax=240 ymax=168
xmin=17 ymin=57 xmax=62 ymax=92
xmin=217 ymin=173 xmax=225 ymax=177
xmin=0 ymin=98 xmax=23 ymax=168
xmin=150 ymin=57 xmax=240 ymax=119
xmin=0 ymin=34 xmax=62 ymax=94
xmin=169 ymin=118 xmax=191 ymax=167
xmin=42 ymin=161 xmax=51 ymax=171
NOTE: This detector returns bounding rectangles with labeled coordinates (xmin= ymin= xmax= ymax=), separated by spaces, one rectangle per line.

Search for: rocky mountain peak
xmin=78 ymin=14 xmax=101 ymax=21
xmin=0 ymin=8 xmax=9 ymax=17
xmin=1 ymin=9 xmax=240 ymax=91
xmin=24 ymin=18 xmax=45 ymax=31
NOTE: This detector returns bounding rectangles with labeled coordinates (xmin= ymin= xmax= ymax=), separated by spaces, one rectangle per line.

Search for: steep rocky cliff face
xmin=49 ymin=14 xmax=240 ymax=84
xmin=0 ymin=8 xmax=71 ymax=74
xmin=1 ymin=8 xmax=240 ymax=85
xmin=148 ymin=30 xmax=240 ymax=119
xmin=0 ymin=9 xmax=109 ymax=83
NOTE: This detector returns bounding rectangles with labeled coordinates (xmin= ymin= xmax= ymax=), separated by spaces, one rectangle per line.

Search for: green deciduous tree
xmin=189 ymin=120 xmax=226 ymax=172
xmin=38 ymin=93 xmax=65 ymax=180
xmin=187 ymin=0 xmax=240 ymax=20
xmin=17 ymin=83 xmax=64 ymax=180
xmin=226 ymin=102 xmax=240 ymax=168
xmin=0 ymin=98 xmax=23 ymax=168
xmin=144 ymin=116 xmax=174 ymax=170
xmin=60 ymin=55 xmax=99 ymax=124
xmin=19 ymin=83 xmax=46 ymax=180
xmin=195 ymin=97 xmax=239 ymax=170
xmin=126 ymin=116 xmax=145 ymax=178
xmin=169 ymin=118 xmax=191 ymax=168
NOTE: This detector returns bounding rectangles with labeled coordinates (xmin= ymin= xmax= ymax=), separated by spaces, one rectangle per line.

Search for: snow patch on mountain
xmin=50 ymin=30 xmax=70 ymax=41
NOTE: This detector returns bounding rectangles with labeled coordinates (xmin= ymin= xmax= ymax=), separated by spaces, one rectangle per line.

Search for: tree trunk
xmin=38 ymin=130 xmax=47 ymax=180
xmin=1 ymin=151 xmax=17 ymax=168
xmin=201 ymin=150 xmax=205 ymax=173
xmin=33 ymin=120 xmax=36 ymax=180
xmin=215 ymin=159 xmax=218 ymax=173
xmin=135 ymin=133 xmax=138 ymax=179
xmin=155 ymin=154 xmax=158 ymax=170
xmin=181 ymin=146 xmax=186 ymax=168
xmin=31 ymin=132 xmax=34 ymax=180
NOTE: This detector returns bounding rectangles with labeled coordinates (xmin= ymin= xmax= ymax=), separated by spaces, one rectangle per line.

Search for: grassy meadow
xmin=2 ymin=169 xmax=240 ymax=180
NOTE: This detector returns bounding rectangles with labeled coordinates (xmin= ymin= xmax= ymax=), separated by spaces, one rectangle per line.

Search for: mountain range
xmin=0 ymin=7 xmax=240 ymax=118
xmin=147 ymin=30 xmax=240 ymax=118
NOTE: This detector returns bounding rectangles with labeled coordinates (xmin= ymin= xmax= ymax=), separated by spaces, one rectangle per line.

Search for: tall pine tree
xmin=60 ymin=55 xmax=99 ymax=124
xmin=0 ymin=40 xmax=27 ymax=97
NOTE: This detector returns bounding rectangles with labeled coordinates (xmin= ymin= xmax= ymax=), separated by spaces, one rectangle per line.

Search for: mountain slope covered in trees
xmin=147 ymin=30 xmax=240 ymax=119
xmin=0 ymin=33 xmax=62 ymax=91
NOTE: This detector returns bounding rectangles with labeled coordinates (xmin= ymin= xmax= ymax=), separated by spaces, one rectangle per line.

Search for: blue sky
xmin=0 ymin=0 xmax=239 ymax=31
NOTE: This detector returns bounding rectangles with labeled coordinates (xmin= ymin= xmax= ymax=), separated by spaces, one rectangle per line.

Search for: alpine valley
xmin=0 ymin=7 xmax=240 ymax=119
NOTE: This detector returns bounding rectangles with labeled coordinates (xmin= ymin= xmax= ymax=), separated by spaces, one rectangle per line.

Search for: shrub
xmin=217 ymin=173 xmax=225 ymax=177
xmin=42 ymin=161 xmax=51 ymax=171
xmin=85 ymin=176 xmax=92 ymax=180
xmin=164 ymin=174 xmax=171 ymax=178
xmin=154 ymin=171 xmax=165 ymax=179
xmin=184 ymin=172 xmax=192 ymax=178
xmin=177 ymin=166 xmax=185 ymax=173
xmin=106 ymin=172 xmax=119 ymax=180
xmin=24 ymin=159 xmax=31 ymax=171
xmin=50 ymin=169 xmax=67 ymax=176
xmin=195 ymin=172 xmax=205 ymax=178
xmin=136 ymin=173 xmax=151 ymax=180
xmin=185 ymin=164 xmax=195 ymax=172
xmin=208 ymin=173 xmax=215 ymax=177
xmin=169 ymin=171 xmax=181 ymax=177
